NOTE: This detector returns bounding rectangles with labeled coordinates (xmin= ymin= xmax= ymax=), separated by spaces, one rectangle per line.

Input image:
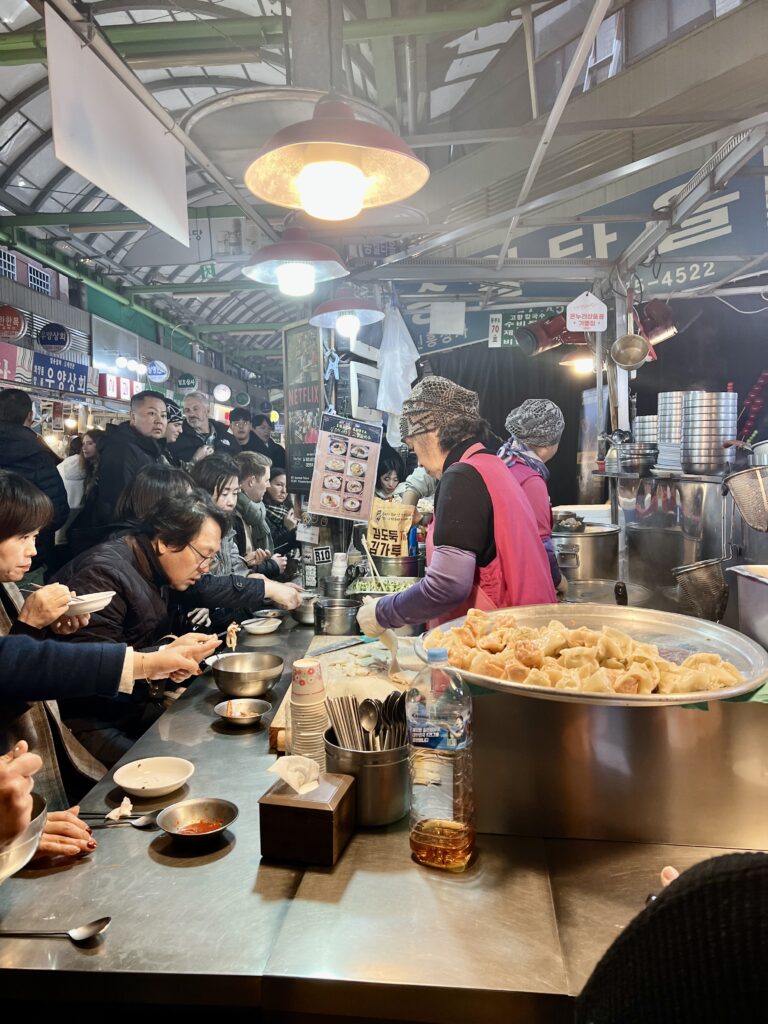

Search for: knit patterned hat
xmin=400 ymin=375 xmax=480 ymax=439
xmin=505 ymin=399 xmax=564 ymax=447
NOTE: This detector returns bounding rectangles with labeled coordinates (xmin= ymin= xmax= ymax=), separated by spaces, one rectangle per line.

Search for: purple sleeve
xmin=543 ymin=535 xmax=562 ymax=586
xmin=375 ymin=546 xmax=477 ymax=629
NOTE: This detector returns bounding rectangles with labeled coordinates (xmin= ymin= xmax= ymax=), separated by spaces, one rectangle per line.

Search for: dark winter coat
xmin=0 ymin=422 xmax=69 ymax=569
xmin=93 ymin=421 xmax=166 ymax=526
xmin=167 ymin=418 xmax=234 ymax=463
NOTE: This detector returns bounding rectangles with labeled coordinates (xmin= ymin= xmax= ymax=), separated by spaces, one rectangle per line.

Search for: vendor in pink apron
xmin=357 ymin=376 xmax=556 ymax=637
xmin=498 ymin=398 xmax=568 ymax=597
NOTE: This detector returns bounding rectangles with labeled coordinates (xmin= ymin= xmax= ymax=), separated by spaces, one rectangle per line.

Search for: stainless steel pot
xmin=552 ymin=524 xmax=620 ymax=581
xmin=372 ymin=555 xmax=422 ymax=577
xmin=314 ymin=598 xmax=360 ymax=635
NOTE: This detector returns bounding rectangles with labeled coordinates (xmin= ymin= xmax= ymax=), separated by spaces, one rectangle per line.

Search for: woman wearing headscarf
xmin=357 ymin=376 xmax=556 ymax=636
xmin=499 ymin=399 xmax=567 ymax=595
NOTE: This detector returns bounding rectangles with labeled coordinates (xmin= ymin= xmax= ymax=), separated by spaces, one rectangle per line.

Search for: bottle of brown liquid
xmin=407 ymin=649 xmax=474 ymax=871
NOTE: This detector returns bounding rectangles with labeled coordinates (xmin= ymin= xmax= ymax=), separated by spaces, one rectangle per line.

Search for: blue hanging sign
xmin=37 ymin=322 xmax=70 ymax=355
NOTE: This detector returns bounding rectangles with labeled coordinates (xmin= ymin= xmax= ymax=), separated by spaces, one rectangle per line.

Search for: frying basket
xmin=723 ymin=466 xmax=768 ymax=532
xmin=671 ymin=559 xmax=729 ymax=622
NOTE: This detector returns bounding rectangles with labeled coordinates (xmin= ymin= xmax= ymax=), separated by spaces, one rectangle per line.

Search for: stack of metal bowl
xmin=618 ymin=442 xmax=658 ymax=476
xmin=655 ymin=392 xmax=684 ymax=471
xmin=633 ymin=415 xmax=658 ymax=444
xmin=681 ymin=390 xmax=737 ymax=475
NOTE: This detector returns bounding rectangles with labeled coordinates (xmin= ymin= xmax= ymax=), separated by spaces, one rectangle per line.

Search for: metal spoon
xmin=88 ymin=814 xmax=158 ymax=831
xmin=0 ymin=917 xmax=111 ymax=944
xmin=358 ymin=698 xmax=380 ymax=751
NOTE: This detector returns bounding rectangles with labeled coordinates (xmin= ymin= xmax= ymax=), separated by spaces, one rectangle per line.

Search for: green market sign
xmin=177 ymin=374 xmax=198 ymax=391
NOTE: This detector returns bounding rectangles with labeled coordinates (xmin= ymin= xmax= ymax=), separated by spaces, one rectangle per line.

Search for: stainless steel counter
xmin=0 ymin=617 xmax=750 ymax=1020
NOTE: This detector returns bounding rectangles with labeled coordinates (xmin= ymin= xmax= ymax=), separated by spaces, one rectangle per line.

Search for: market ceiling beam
xmin=195 ymin=323 xmax=289 ymax=333
xmin=495 ymin=0 xmax=614 ymax=271
xmin=355 ymin=257 xmax=613 ymax=282
xmin=0 ymin=2 xmax=535 ymax=66
xmin=125 ymin=280 xmax=272 ymax=296
xmin=615 ymin=124 xmax=768 ymax=279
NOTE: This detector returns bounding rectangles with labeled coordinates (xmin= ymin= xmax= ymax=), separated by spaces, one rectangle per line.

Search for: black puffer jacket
xmin=167 ymin=419 xmax=234 ymax=464
xmin=93 ymin=422 xmax=166 ymax=526
xmin=0 ymin=422 xmax=68 ymax=569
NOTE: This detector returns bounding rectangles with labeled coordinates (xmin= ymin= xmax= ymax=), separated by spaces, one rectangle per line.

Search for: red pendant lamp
xmin=309 ymin=287 xmax=384 ymax=338
xmin=244 ymin=95 xmax=430 ymax=221
xmin=242 ymin=227 xmax=348 ymax=297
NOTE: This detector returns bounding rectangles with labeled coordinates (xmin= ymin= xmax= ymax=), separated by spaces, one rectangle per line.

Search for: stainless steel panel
xmin=473 ymin=693 xmax=768 ymax=847
xmin=553 ymin=525 xmax=619 ymax=581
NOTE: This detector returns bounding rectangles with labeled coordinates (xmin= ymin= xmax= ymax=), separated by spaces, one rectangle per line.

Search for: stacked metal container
xmin=681 ymin=391 xmax=737 ymax=474
xmin=632 ymin=415 xmax=658 ymax=444
xmin=655 ymin=392 xmax=684 ymax=471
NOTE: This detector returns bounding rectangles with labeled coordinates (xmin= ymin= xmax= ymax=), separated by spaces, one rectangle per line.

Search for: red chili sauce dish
xmin=177 ymin=818 xmax=224 ymax=835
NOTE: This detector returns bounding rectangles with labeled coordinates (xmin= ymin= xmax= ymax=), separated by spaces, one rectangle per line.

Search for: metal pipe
xmin=495 ymin=0 xmax=613 ymax=270
xmin=281 ymin=0 xmax=292 ymax=86
xmin=42 ymin=0 xmax=279 ymax=241
xmin=405 ymin=36 xmax=417 ymax=135
xmin=521 ymin=5 xmax=538 ymax=120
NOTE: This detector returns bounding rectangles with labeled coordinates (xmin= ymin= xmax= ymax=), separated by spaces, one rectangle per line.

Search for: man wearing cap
xmin=499 ymin=399 xmax=567 ymax=595
xmin=161 ymin=400 xmax=185 ymax=466
xmin=357 ymin=376 xmax=556 ymax=636
xmin=168 ymin=391 xmax=233 ymax=464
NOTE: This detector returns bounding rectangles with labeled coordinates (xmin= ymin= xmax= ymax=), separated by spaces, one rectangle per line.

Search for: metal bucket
xmin=314 ymin=598 xmax=360 ymax=635
xmin=324 ymin=729 xmax=409 ymax=827
xmin=552 ymin=524 xmax=620 ymax=581
xmin=372 ymin=555 xmax=422 ymax=577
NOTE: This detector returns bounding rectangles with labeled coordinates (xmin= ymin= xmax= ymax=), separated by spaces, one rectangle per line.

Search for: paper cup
xmin=291 ymin=658 xmax=325 ymax=701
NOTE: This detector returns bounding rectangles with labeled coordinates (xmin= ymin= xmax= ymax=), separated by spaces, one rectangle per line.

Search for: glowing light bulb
xmin=127 ymin=359 xmax=139 ymax=372
xmin=335 ymin=312 xmax=361 ymax=339
xmin=295 ymin=161 xmax=367 ymax=221
xmin=276 ymin=262 xmax=316 ymax=297
xmin=64 ymin=417 xmax=77 ymax=429
xmin=270 ymin=410 xmax=280 ymax=423
xmin=115 ymin=356 xmax=128 ymax=369
xmin=571 ymin=358 xmax=596 ymax=375
xmin=137 ymin=363 xmax=147 ymax=375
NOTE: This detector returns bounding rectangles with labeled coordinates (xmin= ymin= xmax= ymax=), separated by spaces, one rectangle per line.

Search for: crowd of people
xmin=0 ymin=387 xmax=301 ymax=861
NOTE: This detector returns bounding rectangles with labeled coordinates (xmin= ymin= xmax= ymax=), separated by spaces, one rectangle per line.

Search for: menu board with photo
xmin=307 ymin=414 xmax=383 ymax=522
xmin=283 ymin=322 xmax=324 ymax=493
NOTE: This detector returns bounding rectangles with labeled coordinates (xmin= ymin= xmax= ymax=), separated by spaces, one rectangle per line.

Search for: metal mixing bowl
xmin=156 ymin=797 xmax=238 ymax=840
xmin=211 ymin=652 xmax=284 ymax=697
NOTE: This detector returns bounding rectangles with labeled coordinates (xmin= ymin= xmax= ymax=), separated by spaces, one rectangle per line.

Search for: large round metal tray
xmin=414 ymin=604 xmax=768 ymax=707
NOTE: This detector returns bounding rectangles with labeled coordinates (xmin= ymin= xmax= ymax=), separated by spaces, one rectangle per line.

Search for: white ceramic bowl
xmin=113 ymin=757 xmax=194 ymax=798
xmin=66 ymin=591 xmax=116 ymax=615
xmin=241 ymin=617 xmax=281 ymax=635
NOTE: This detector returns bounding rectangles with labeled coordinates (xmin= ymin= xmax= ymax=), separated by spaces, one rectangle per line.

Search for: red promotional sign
xmin=99 ymin=373 xmax=146 ymax=401
xmin=0 ymin=341 xmax=18 ymax=381
xmin=0 ymin=305 xmax=27 ymax=341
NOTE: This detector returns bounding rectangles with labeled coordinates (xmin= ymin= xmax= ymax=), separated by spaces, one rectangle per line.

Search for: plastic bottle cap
xmin=427 ymin=648 xmax=449 ymax=663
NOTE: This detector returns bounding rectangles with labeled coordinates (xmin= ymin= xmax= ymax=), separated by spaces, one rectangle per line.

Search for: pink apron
xmin=426 ymin=443 xmax=557 ymax=627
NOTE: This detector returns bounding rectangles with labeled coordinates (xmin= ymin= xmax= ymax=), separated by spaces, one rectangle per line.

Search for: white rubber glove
xmin=357 ymin=596 xmax=385 ymax=638
xmin=188 ymin=607 xmax=211 ymax=628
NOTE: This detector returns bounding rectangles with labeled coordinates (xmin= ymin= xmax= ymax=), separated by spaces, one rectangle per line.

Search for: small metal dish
xmin=253 ymin=608 xmax=287 ymax=619
xmin=156 ymin=797 xmax=238 ymax=840
xmin=214 ymin=698 xmax=272 ymax=726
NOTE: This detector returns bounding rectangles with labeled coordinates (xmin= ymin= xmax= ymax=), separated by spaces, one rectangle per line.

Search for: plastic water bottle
xmin=406 ymin=648 xmax=474 ymax=871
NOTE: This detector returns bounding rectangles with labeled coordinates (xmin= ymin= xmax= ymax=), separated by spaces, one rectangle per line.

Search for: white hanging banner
xmin=566 ymin=291 xmax=608 ymax=333
xmin=46 ymin=8 xmax=189 ymax=245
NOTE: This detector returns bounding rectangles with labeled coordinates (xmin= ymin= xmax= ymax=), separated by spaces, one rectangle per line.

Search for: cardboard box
xmin=259 ymin=772 xmax=356 ymax=867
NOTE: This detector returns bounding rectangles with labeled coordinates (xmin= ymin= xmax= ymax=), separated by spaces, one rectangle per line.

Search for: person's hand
xmin=18 ymin=584 xmax=74 ymax=630
xmin=555 ymin=575 xmax=569 ymax=597
xmin=357 ymin=596 xmax=385 ymax=637
xmin=139 ymin=638 xmax=221 ymax=682
xmin=272 ymin=554 xmax=288 ymax=573
xmin=284 ymin=509 xmax=297 ymax=531
xmin=51 ymin=612 xmax=90 ymax=635
xmin=263 ymin=579 xmax=302 ymax=610
xmin=244 ymin=548 xmax=271 ymax=567
xmin=34 ymin=806 xmax=96 ymax=860
xmin=188 ymin=607 xmax=211 ymax=628
xmin=192 ymin=445 xmax=214 ymax=463
xmin=0 ymin=741 xmax=42 ymax=845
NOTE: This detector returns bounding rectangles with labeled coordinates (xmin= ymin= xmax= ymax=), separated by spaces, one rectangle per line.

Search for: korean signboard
xmin=98 ymin=372 xmax=142 ymax=401
xmin=37 ymin=322 xmax=70 ymax=355
xmin=0 ymin=305 xmax=27 ymax=342
xmin=367 ymin=499 xmax=413 ymax=559
xmin=283 ymin=322 xmax=324 ymax=494
xmin=308 ymin=414 xmax=383 ymax=522
xmin=33 ymin=353 xmax=95 ymax=395
xmin=488 ymin=306 xmax=565 ymax=348
xmin=566 ymin=292 xmax=608 ymax=333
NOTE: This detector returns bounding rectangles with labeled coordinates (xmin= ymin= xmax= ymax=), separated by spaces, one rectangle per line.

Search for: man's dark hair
xmin=252 ymin=414 xmax=270 ymax=429
xmin=131 ymin=389 xmax=167 ymax=412
xmin=0 ymin=388 xmax=32 ymax=425
xmin=0 ymin=469 xmax=53 ymax=541
xmin=229 ymin=408 xmax=252 ymax=424
xmin=189 ymin=454 xmax=241 ymax=500
xmin=136 ymin=492 xmax=228 ymax=550
xmin=116 ymin=464 xmax=194 ymax=521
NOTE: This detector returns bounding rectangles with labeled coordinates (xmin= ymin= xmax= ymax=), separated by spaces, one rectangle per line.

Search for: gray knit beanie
xmin=505 ymin=398 xmax=565 ymax=447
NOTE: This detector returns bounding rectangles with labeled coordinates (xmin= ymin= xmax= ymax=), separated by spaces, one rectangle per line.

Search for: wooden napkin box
xmin=259 ymin=772 xmax=356 ymax=866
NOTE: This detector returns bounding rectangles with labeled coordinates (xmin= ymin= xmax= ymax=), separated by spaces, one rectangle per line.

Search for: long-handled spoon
xmin=87 ymin=814 xmax=158 ymax=831
xmin=0 ymin=917 xmax=111 ymax=944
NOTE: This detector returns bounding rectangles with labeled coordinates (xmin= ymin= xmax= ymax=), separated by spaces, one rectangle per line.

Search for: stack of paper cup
xmin=289 ymin=658 xmax=329 ymax=771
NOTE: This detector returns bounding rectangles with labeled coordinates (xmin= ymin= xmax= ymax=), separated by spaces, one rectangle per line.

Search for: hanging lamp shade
xmin=242 ymin=227 xmax=348 ymax=296
xmin=244 ymin=95 xmax=430 ymax=221
xmin=309 ymin=289 xmax=384 ymax=337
